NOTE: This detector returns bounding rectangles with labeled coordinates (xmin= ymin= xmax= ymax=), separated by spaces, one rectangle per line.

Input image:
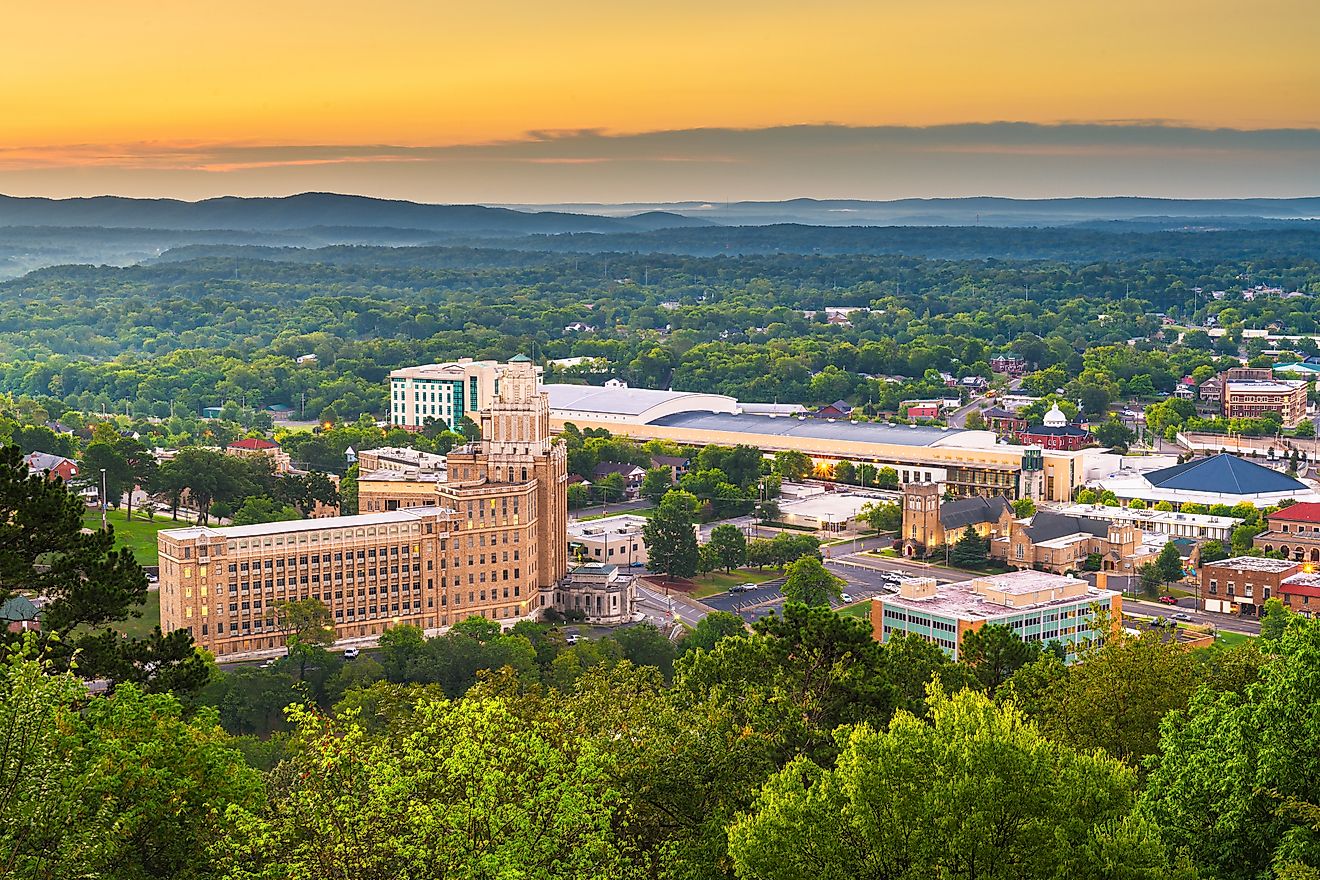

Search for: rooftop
xmin=648 ymin=410 xmax=974 ymax=448
xmin=360 ymin=446 xmax=447 ymax=465
xmin=546 ymin=383 xmax=737 ymax=418
xmin=356 ymin=468 xmax=445 ymax=483
xmin=1224 ymin=379 xmax=1306 ymax=393
xmin=1144 ymin=454 xmax=1307 ymax=496
xmin=1022 ymin=425 xmax=1091 ymax=437
xmin=940 ymin=495 xmax=1011 ymax=530
xmin=567 ymin=514 xmax=651 ymax=539
xmin=228 ymin=437 xmax=280 ymax=451
xmin=880 ymin=570 xmax=1114 ymax=621
xmin=1267 ymin=501 xmax=1320 ymax=523
xmin=1203 ymin=555 xmax=1299 ymax=573
xmin=1052 ymin=503 xmax=1240 ymax=529
xmin=160 ymin=506 xmax=452 ymax=541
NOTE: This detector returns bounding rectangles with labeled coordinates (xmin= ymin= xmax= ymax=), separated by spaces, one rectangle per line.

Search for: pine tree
xmin=949 ymin=526 xmax=988 ymax=568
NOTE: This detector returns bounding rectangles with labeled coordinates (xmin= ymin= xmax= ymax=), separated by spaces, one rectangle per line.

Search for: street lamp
xmin=100 ymin=468 xmax=107 ymax=530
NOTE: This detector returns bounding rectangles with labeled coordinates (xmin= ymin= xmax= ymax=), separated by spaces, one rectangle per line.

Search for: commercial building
xmin=1199 ymin=556 xmax=1314 ymax=616
xmin=777 ymin=489 xmax=888 ymax=532
xmin=1220 ymin=367 xmax=1309 ymax=427
xmin=160 ymin=359 xmax=568 ymax=659
xmin=990 ymin=354 xmax=1028 ymax=377
xmin=567 ymin=514 xmax=649 ymax=568
xmin=357 ymin=468 xmax=446 ymax=513
xmin=1253 ymin=501 xmax=1320 ymax=563
xmin=870 ymin=570 xmax=1120 ymax=661
xmin=545 ymin=383 xmax=738 ymax=425
xmin=388 ymin=358 xmax=508 ymax=432
xmin=570 ymin=408 xmax=1108 ymax=502
xmin=981 ymin=407 xmax=1028 ymax=437
xmin=226 ymin=437 xmax=292 ymax=473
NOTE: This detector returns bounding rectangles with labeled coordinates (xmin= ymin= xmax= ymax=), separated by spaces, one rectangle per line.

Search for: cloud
xmin=1 ymin=123 xmax=1318 ymax=201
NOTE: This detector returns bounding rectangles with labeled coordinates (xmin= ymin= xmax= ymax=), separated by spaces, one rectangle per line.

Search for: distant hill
xmin=505 ymin=196 xmax=1320 ymax=227
xmin=0 ymin=192 xmax=713 ymax=234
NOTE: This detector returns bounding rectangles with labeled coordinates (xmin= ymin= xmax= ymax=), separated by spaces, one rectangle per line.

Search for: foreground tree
xmin=0 ymin=647 xmax=262 ymax=880
xmin=728 ymin=687 xmax=1192 ymax=880
xmin=1143 ymin=617 xmax=1320 ymax=880
xmin=0 ymin=445 xmax=206 ymax=687
xmin=949 ymin=525 xmax=989 ymax=568
xmin=220 ymin=693 xmax=632 ymax=879
xmin=1036 ymin=631 xmax=1205 ymax=766
xmin=959 ymin=623 xmax=1041 ymax=694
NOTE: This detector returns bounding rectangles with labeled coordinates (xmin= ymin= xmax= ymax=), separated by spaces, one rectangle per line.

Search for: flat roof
xmin=648 ymin=410 xmax=970 ymax=448
xmin=1224 ymin=380 xmax=1305 ymax=393
xmin=357 ymin=469 xmax=444 ymax=483
xmin=1052 ymin=503 xmax=1240 ymax=528
xmin=160 ymin=506 xmax=452 ymax=541
xmin=567 ymin=514 xmax=651 ymax=538
xmin=546 ymin=383 xmax=736 ymax=417
xmin=780 ymin=492 xmax=885 ymax=519
xmin=1203 ymin=555 xmax=1299 ymax=573
xmin=880 ymin=570 xmax=1116 ymax=621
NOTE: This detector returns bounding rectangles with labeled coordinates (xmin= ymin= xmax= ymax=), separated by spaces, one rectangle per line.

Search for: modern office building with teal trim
xmin=389 ymin=358 xmax=507 ymax=432
xmin=870 ymin=570 xmax=1121 ymax=662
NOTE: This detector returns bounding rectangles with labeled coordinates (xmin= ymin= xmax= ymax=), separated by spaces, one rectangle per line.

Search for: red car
xmin=1157 ymin=596 xmax=1179 ymax=605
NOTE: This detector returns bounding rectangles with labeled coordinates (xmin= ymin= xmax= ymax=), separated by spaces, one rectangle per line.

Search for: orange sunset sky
xmin=2 ymin=0 xmax=1318 ymax=201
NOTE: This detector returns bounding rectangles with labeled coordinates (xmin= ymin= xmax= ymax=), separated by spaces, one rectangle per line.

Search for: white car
xmin=839 ymin=592 xmax=854 ymax=603
xmin=343 ymin=647 xmax=360 ymax=660
xmin=564 ymin=633 xmax=581 ymax=646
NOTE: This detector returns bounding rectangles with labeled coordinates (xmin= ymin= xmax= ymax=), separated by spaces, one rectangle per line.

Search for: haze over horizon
xmin=4 ymin=0 xmax=1318 ymax=203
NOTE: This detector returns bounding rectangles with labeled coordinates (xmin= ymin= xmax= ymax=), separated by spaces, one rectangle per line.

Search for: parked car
xmin=1157 ymin=595 xmax=1179 ymax=605
xmin=260 ymin=658 xmax=279 ymax=669
xmin=729 ymin=583 xmax=759 ymax=593
xmin=343 ymin=647 xmax=360 ymax=660
xmin=564 ymin=633 xmax=580 ymax=646
xmin=839 ymin=592 xmax=854 ymax=603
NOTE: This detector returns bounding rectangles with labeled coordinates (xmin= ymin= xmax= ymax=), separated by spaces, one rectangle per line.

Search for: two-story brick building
xmin=1199 ymin=555 xmax=1319 ymax=616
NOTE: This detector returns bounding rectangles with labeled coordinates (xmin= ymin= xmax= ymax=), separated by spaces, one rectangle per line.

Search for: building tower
xmin=901 ymin=481 xmax=944 ymax=555
xmin=437 ymin=356 xmax=569 ymax=616
xmin=1018 ymin=446 xmax=1045 ymax=501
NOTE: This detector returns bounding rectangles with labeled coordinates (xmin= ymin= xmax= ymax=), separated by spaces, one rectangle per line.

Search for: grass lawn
xmin=115 ymin=591 xmax=161 ymax=640
xmin=82 ymin=507 xmax=177 ymax=567
xmin=1210 ymin=630 xmax=1256 ymax=648
xmin=690 ymin=568 xmax=783 ymax=599
xmin=836 ymin=601 xmax=871 ymax=619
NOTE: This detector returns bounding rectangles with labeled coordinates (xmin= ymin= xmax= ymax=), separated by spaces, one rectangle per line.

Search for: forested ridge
xmin=0 ymin=227 xmax=1318 ymax=427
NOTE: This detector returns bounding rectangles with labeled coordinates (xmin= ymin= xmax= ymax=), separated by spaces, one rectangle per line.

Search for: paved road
xmin=1121 ymin=596 xmax=1262 ymax=635
xmin=945 ymin=397 xmax=986 ymax=429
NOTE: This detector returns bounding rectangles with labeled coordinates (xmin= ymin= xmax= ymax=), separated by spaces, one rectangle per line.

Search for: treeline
xmin=1 ymin=242 xmax=1318 ymax=422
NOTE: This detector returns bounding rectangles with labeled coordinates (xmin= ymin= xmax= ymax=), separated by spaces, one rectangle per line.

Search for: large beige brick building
xmin=1220 ymin=368 xmax=1309 ymax=427
xmin=159 ymin=359 xmax=568 ymax=659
